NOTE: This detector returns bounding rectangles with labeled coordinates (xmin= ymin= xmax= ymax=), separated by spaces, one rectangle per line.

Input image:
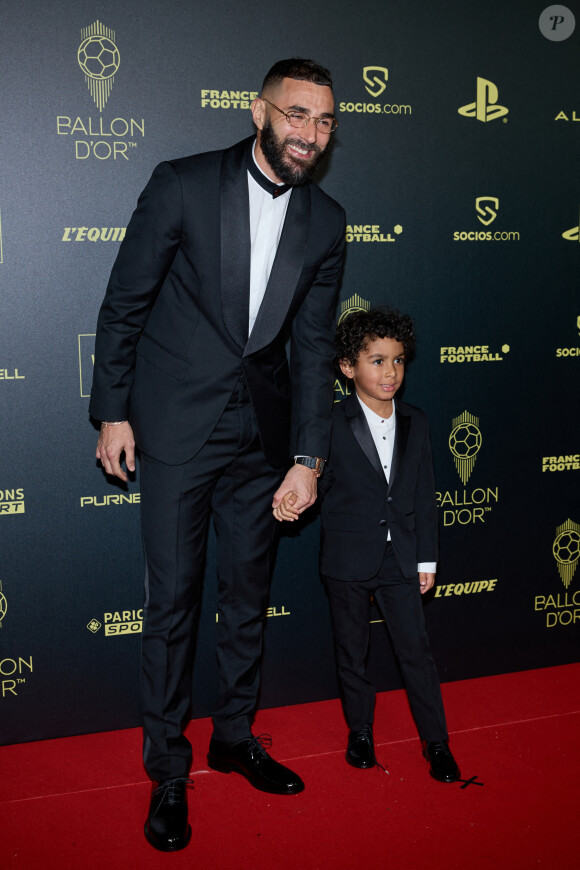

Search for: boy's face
xmin=340 ymin=335 xmax=405 ymax=417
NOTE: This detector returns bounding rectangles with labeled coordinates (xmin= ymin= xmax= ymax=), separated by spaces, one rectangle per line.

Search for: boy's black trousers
xmin=324 ymin=543 xmax=448 ymax=741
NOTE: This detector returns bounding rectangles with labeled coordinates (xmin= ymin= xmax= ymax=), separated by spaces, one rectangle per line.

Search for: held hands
xmin=96 ymin=421 xmax=136 ymax=483
xmin=273 ymin=491 xmax=300 ymax=522
xmin=272 ymin=464 xmax=318 ymax=522
xmin=419 ymin=572 xmax=436 ymax=594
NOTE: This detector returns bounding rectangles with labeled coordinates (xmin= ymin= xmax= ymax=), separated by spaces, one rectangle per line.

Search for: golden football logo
xmin=338 ymin=293 xmax=371 ymax=324
xmin=87 ymin=619 xmax=102 ymax=633
xmin=552 ymin=519 xmax=580 ymax=588
xmin=449 ymin=411 xmax=482 ymax=485
xmin=78 ymin=21 xmax=120 ymax=112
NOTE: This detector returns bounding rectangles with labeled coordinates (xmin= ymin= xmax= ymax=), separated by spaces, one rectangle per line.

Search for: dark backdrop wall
xmin=1 ymin=0 xmax=579 ymax=745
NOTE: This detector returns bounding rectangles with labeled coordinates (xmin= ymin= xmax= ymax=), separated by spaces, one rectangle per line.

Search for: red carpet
xmin=2 ymin=664 xmax=579 ymax=869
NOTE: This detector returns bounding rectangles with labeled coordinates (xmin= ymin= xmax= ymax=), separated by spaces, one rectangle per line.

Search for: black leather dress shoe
xmin=346 ymin=724 xmax=376 ymax=769
xmin=207 ymin=734 xmax=304 ymax=794
xmin=423 ymin=740 xmax=460 ymax=782
xmin=144 ymin=777 xmax=192 ymax=852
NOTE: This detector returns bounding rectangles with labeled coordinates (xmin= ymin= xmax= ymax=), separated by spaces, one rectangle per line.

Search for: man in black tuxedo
xmin=90 ymin=58 xmax=345 ymax=851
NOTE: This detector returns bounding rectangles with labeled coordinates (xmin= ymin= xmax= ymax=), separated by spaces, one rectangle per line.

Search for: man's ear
xmin=251 ymin=97 xmax=266 ymax=131
xmin=339 ymin=358 xmax=355 ymax=380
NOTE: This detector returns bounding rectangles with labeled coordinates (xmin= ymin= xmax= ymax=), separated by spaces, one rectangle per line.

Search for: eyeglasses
xmin=263 ymin=99 xmax=338 ymax=134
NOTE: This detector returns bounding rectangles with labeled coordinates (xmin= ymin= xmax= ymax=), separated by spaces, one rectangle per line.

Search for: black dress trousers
xmin=325 ymin=543 xmax=448 ymax=742
xmin=139 ymin=377 xmax=281 ymax=780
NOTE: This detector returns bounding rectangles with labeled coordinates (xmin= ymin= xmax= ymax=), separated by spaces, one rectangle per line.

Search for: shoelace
xmin=356 ymin=725 xmax=373 ymax=744
xmin=426 ymin=741 xmax=448 ymax=756
xmin=239 ymin=733 xmax=273 ymax=762
xmin=153 ymin=777 xmax=194 ymax=810
xmin=375 ymin=757 xmax=389 ymax=775
xmin=351 ymin=726 xmax=389 ymax=775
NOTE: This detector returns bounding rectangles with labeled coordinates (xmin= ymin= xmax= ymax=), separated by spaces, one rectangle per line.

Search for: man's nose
xmin=301 ymin=119 xmax=319 ymax=144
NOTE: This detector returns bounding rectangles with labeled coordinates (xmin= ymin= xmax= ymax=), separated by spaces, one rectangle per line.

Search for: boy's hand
xmin=419 ymin=572 xmax=435 ymax=594
xmin=272 ymin=463 xmax=318 ymax=516
xmin=273 ymin=490 xmax=300 ymax=522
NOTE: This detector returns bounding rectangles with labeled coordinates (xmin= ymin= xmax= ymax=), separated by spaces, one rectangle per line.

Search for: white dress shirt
xmin=247 ymin=145 xmax=316 ymax=465
xmin=357 ymin=396 xmax=437 ymax=575
xmin=247 ymin=143 xmax=292 ymax=334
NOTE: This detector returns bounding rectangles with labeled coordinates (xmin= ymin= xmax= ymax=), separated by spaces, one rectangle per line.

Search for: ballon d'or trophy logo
xmin=0 ymin=580 xmax=7 ymax=628
xmin=78 ymin=21 xmax=120 ymax=112
xmin=338 ymin=294 xmax=371 ymax=324
xmin=449 ymin=411 xmax=482 ymax=485
xmin=552 ymin=519 xmax=580 ymax=589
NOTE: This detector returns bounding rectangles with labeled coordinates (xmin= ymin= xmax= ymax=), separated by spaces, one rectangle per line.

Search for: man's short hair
xmin=261 ymin=58 xmax=333 ymax=93
xmin=336 ymin=306 xmax=416 ymax=365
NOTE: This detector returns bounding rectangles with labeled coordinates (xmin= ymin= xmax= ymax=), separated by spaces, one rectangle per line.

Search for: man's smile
xmin=285 ymin=138 xmax=320 ymax=161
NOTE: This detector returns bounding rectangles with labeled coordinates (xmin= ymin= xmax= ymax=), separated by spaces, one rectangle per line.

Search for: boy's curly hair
xmin=336 ymin=306 xmax=416 ymax=366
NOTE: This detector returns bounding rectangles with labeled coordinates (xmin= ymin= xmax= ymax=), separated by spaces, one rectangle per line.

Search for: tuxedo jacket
xmin=319 ymin=393 xmax=438 ymax=581
xmin=89 ymin=136 xmax=346 ymax=467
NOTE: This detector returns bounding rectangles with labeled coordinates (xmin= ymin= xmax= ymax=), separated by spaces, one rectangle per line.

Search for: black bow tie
xmin=247 ymin=156 xmax=291 ymax=198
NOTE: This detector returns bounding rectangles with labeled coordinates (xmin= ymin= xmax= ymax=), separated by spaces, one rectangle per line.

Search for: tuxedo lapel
xmin=244 ymin=183 xmax=310 ymax=356
xmin=220 ymin=138 xmax=252 ymax=349
xmin=343 ymin=393 xmax=386 ymax=484
xmin=388 ymin=403 xmax=410 ymax=491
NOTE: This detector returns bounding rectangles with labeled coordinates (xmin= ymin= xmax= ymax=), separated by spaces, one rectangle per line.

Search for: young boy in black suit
xmin=275 ymin=307 xmax=459 ymax=782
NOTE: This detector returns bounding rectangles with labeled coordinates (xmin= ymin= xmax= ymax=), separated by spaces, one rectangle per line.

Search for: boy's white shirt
xmin=357 ymin=395 xmax=437 ymax=575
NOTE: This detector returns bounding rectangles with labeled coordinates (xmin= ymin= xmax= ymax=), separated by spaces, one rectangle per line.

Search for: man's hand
xmin=96 ymin=421 xmax=136 ymax=483
xmin=419 ymin=572 xmax=436 ymax=594
xmin=272 ymin=464 xmax=318 ymax=516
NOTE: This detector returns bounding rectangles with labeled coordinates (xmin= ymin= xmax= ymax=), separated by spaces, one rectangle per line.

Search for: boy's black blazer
xmin=319 ymin=392 xmax=438 ymax=580
xmin=89 ymin=136 xmax=345 ymax=467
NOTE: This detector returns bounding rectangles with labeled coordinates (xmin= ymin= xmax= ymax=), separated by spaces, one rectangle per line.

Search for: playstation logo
xmin=458 ymin=77 xmax=508 ymax=123
xmin=562 ymin=207 xmax=580 ymax=241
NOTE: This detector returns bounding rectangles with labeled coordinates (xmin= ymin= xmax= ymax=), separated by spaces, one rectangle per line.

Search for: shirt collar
xmin=357 ymin=394 xmax=396 ymax=429
xmin=248 ymin=141 xmax=292 ymax=198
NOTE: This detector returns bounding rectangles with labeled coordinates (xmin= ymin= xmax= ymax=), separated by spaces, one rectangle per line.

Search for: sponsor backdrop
xmin=1 ymin=0 xmax=579 ymax=745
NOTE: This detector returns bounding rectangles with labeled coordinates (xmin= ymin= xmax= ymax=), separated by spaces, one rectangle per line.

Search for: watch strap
xmin=294 ymin=456 xmax=325 ymax=477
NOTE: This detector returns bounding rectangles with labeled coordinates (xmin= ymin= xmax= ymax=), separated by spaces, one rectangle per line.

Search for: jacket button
xmin=379 ymin=519 xmax=387 ymax=527
xmin=387 ymin=497 xmax=393 ymax=503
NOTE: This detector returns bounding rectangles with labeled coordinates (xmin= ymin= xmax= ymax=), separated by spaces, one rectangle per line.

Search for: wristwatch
xmin=294 ymin=456 xmax=326 ymax=477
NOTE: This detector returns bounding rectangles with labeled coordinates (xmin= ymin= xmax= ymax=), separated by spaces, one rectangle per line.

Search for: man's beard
xmin=259 ymin=119 xmax=328 ymax=185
